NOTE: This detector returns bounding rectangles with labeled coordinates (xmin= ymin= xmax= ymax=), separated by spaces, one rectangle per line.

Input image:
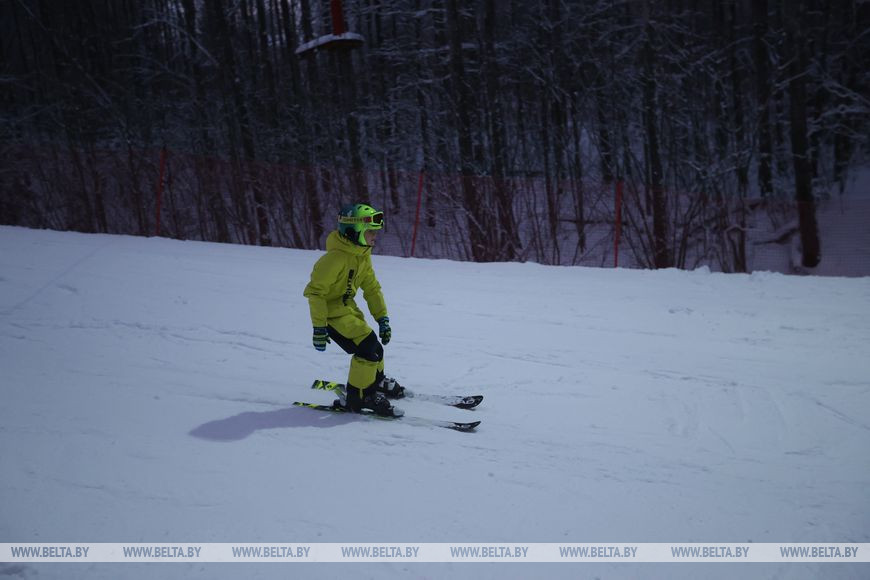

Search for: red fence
xmin=2 ymin=144 xmax=868 ymax=276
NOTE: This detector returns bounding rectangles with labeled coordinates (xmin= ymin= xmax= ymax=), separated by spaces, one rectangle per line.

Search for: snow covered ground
xmin=1 ymin=225 xmax=869 ymax=579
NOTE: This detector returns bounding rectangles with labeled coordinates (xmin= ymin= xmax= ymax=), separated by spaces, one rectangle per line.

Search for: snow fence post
xmin=330 ymin=0 xmax=347 ymax=35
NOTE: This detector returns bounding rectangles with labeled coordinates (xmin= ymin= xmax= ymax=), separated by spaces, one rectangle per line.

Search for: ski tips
xmin=450 ymin=420 xmax=481 ymax=432
xmin=455 ymin=395 xmax=484 ymax=409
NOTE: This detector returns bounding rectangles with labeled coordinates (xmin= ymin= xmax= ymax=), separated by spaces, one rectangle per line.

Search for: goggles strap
xmin=338 ymin=213 xmax=384 ymax=225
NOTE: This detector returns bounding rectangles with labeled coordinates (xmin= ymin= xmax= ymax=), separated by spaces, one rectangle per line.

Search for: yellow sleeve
xmin=303 ymin=253 xmax=344 ymax=327
xmin=360 ymin=257 xmax=388 ymax=321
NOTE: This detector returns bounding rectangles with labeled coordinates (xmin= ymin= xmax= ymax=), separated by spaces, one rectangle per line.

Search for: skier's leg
xmin=331 ymin=315 xmax=402 ymax=399
xmin=328 ymin=314 xmax=396 ymax=416
xmin=326 ymin=326 xmax=359 ymax=355
xmin=327 ymin=308 xmax=378 ymax=354
xmin=345 ymin=332 xmax=396 ymax=415
xmin=372 ymin=354 xmax=403 ymax=399
xmin=350 ymin=335 xmax=404 ymax=401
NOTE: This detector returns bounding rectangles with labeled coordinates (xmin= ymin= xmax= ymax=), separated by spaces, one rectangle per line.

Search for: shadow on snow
xmin=189 ymin=406 xmax=357 ymax=442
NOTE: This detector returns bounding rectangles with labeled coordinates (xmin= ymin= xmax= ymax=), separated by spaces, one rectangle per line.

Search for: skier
xmin=303 ymin=203 xmax=405 ymax=417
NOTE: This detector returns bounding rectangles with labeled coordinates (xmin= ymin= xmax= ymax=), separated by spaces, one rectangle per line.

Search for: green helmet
xmin=338 ymin=203 xmax=384 ymax=246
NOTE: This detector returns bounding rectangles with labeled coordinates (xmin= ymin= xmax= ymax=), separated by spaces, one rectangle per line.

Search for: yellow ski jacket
xmin=303 ymin=230 xmax=388 ymax=329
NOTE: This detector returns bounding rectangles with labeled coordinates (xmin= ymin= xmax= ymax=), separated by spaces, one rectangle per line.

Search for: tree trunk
xmin=752 ymin=0 xmax=774 ymax=197
xmin=642 ymin=16 xmax=670 ymax=269
xmin=212 ymin=0 xmax=271 ymax=246
xmin=727 ymin=0 xmax=747 ymax=271
xmin=181 ymin=0 xmax=231 ymax=243
xmin=483 ymin=0 xmax=516 ymax=261
xmin=446 ymin=0 xmax=487 ymax=261
xmin=786 ymin=1 xmax=821 ymax=268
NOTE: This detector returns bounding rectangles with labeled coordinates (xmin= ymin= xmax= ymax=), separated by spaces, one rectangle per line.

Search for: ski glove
xmin=377 ymin=317 xmax=391 ymax=345
xmin=312 ymin=327 xmax=330 ymax=351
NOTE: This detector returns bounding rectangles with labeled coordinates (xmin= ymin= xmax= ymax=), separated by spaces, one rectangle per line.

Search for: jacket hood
xmin=326 ymin=230 xmax=371 ymax=256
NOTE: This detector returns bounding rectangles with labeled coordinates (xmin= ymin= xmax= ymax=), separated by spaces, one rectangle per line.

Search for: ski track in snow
xmin=1 ymin=226 xmax=869 ymax=580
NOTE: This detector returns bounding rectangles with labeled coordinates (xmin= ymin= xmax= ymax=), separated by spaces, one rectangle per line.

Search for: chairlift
xmin=295 ymin=0 xmax=365 ymax=56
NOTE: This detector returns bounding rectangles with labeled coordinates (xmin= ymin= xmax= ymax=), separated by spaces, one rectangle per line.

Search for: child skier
xmin=303 ymin=203 xmax=405 ymax=417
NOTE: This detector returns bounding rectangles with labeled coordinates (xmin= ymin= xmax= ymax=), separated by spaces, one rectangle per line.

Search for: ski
xmin=292 ymin=402 xmax=481 ymax=432
xmin=406 ymin=391 xmax=484 ymax=409
xmin=312 ymin=379 xmax=483 ymax=410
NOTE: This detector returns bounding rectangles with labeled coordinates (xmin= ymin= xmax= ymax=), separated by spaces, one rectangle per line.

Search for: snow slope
xmin=1 ymin=226 xmax=869 ymax=579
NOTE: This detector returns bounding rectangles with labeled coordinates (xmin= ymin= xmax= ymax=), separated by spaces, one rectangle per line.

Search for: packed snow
xmin=1 ymin=225 xmax=869 ymax=579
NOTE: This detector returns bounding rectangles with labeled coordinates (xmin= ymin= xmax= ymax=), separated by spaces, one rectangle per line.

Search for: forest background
xmin=2 ymin=0 xmax=868 ymax=273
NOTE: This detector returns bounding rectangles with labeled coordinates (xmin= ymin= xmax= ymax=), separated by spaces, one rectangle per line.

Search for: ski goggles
xmin=338 ymin=212 xmax=384 ymax=227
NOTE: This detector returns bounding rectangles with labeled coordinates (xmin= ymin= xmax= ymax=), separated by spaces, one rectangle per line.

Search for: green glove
xmin=313 ymin=327 xmax=330 ymax=351
xmin=377 ymin=317 xmax=391 ymax=345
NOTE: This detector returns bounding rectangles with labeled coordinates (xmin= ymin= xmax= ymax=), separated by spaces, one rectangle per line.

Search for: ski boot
xmin=340 ymin=384 xmax=404 ymax=417
xmin=377 ymin=376 xmax=405 ymax=399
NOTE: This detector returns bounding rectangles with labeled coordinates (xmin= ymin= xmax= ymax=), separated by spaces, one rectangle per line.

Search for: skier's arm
xmin=359 ymin=263 xmax=388 ymax=321
xmin=303 ymin=255 xmax=343 ymax=327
